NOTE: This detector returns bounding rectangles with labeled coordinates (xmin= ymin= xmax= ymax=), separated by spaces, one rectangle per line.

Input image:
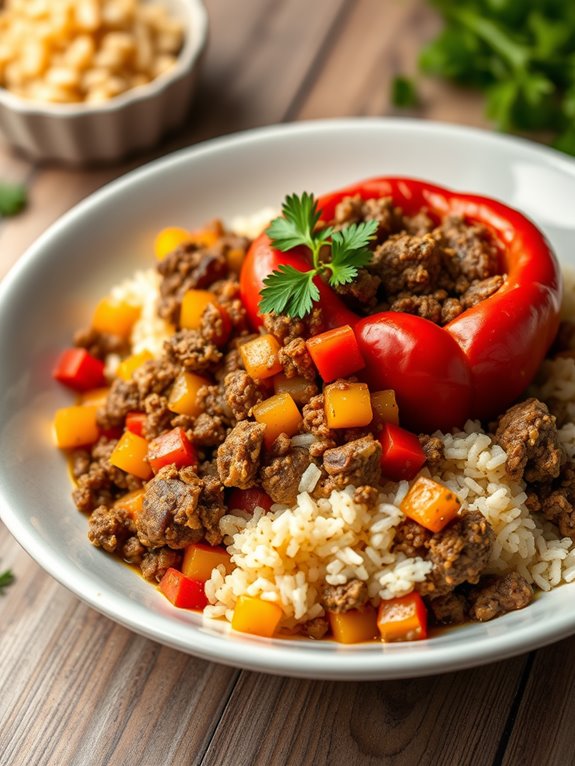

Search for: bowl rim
xmin=3 ymin=117 xmax=575 ymax=680
xmin=0 ymin=0 xmax=208 ymax=116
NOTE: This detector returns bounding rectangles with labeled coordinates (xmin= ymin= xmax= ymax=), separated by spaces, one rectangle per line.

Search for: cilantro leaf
xmin=0 ymin=181 xmax=27 ymax=217
xmin=0 ymin=568 xmax=14 ymax=594
xmin=259 ymin=265 xmax=319 ymax=319
xmin=266 ymin=192 xmax=321 ymax=252
xmin=328 ymin=220 xmax=378 ymax=287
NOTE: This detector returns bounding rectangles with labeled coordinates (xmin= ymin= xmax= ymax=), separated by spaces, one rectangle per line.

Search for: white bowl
xmin=2 ymin=119 xmax=575 ymax=680
xmin=0 ymin=0 xmax=208 ymax=164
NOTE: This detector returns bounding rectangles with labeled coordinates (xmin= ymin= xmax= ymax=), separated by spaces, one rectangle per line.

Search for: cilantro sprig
xmin=259 ymin=193 xmax=377 ymax=318
xmin=0 ymin=568 xmax=14 ymax=595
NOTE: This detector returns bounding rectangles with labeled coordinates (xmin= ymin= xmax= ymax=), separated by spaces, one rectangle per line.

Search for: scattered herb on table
xmin=0 ymin=568 xmax=15 ymax=594
xmin=0 ymin=181 xmax=27 ymax=217
xmin=399 ymin=0 xmax=575 ymax=155
xmin=259 ymin=192 xmax=377 ymax=318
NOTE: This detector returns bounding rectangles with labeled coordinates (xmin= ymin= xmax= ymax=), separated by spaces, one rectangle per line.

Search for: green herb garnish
xmin=402 ymin=0 xmax=575 ymax=155
xmin=260 ymin=192 xmax=377 ymax=318
xmin=391 ymin=75 xmax=419 ymax=108
xmin=0 ymin=181 xmax=27 ymax=217
xmin=0 ymin=568 xmax=14 ymax=595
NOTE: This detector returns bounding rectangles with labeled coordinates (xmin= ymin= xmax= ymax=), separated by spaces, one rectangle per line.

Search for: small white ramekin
xmin=0 ymin=0 xmax=208 ymax=165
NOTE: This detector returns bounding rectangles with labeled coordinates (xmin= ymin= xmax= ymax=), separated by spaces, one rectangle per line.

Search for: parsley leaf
xmin=0 ymin=568 xmax=14 ymax=595
xmin=260 ymin=193 xmax=377 ymax=318
xmin=391 ymin=76 xmax=419 ymax=108
xmin=0 ymin=182 xmax=27 ymax=217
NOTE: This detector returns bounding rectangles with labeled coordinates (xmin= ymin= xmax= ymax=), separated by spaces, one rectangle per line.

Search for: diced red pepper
xmin=377 ymin=592 xmax=428 ymax=642
xmin=379 ymin=422 xmax=426 ymax=482
xmin=159 ymin=568 xmax=209 ymax=610
xmin=147 ymin=427 xmax=198 ymax=474
xmin=227 ymin=487 xmax=274 ymax=514
xmin=126 ymin=411 xmax=146 ymax=437
xmin=53 ymin=348 xmax=106 ymax=392
xmin=305 ymin=325 xmax=365 ymax=382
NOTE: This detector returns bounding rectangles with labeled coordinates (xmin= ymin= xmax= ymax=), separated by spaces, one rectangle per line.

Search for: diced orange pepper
xmin=371 ymin=389 xmax=399 ymax=426
xmin=180 ymin=289 xmax=219 ymax=330
xmin=116 ymin=350 xmax=153 ymax=381
xmin=328 ymin=607 xmax=379 ymax=644
xmin=240 ymin=334 xmax=283 ymax=380
xmin=167 ymin=371 xmax=210 ymax=417
xmin=110 ymin=431 xmax=152 ymax=480
xmin=273 ymin=373 xmax=312 ymax=405
xmin=400 ymin=476 xmax=461 ymax=533
xmin=226 ymin=247 xmax=245 ymax=274
xmin=182 ymin=543 xmax=233 ymax=581
xmin=53 ymin=405 xmax=99 ymax=449
xmin=252 ymin=392 xmax=302 ymax=447
xmin=92 ymin=297 xmax=141 ymax=338
xmin=113 ymin=488 xmax=145 ymax=520
xmin=231 ymin=595 xmax=283 ymax=638
xmin=154 ymin=226 xmax=193 ymax=260
xmin=189 ymin=225 xmax=220 ymax=248
xmin=78 ymin=387 xmax=109 ymax=407
xmin=324 ymin=380 xmax=373 ymax=429
xmin=377 ymin=592 xmax=428 ymax=642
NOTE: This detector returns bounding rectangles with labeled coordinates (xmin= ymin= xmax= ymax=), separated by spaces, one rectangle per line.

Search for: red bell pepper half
xmin=147 ymin=427 xmax=198 ymax=474
xmin=53 ymin=347 xmax=106 ymax=392
xmin=379 ymin=422 xmax=426 ymax=482
xmin=240 ymin=177 xmax=562 ymax=432
xmin=159 ymin=568 xmax=209 ymax=610
xmin=305 ymin=324 xmax=365 ymax=382
xmin=227 ymin=486 xmax=274 ymax=514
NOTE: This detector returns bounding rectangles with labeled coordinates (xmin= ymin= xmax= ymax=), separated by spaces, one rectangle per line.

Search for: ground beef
xmin=157 ymin=242 xmax=229 ymax=324
xmin=199 ymin=302 xmax=227 ymax=344
xmin=301 ymin=615 xmax=330 ymax=640
xmin=190 ymin=412 xmax=227 ymax=447
xmin=353 ymin=485 xmax=380 ymax=508
xmin=419 ymin=434 xmax=444 ymax=469
xmin=260 ymin=447 xmax=313 ymax=504
xmin=387 ymin=292 xmax=444 ymax=324
xmin=197 ymin=475 xmax=226 ymax=545
xmin=278 ymin=337 xmax=317 ymax=380
xmin=71 ymin=449 xmax=91 ymax=479
xmin=460 ymin=275 xmax=505 ymax=309
xmin=526 ymin=462 xmax=575 ymax=539
xmin=136 ymin=465 xmax=206 ymax=549
xmin=370 ymin=233 xmax=441 ymax=295
xmin=216 ymin=420 xmax=266 ymax=489
xmin=467 ymin=572 xmax=533 ymax=621
xmin=224 ymin=370 xmax=264 ymax=420
xmin=392 ymin=518 xmax=432 ymax=558
xmin=143 ymin=393 xmax=173 ymax=439
xmin=133 ymin=358 xmax=179 ymax=399
xmin=321 ymin=579 xmax=368 ymax=613
xmin=163 ymin=329 xmax=222 ymax=373
xmin=419 ymin=511 xmax=495 ymax=597
xmin=88 ymin=504 xmax=133 ymax=553
xmin=435 ymin=215 xmax=500 ymax=282
xmin=334 ymin=194 xmax=405 ymax=242
xmin=140 ymin=547 xmax=181 ymax=582
xmin=97 ymin=379 xmax=140 ymax=430
xmin=210 ymin=279 xmax=249 ymax=334
xmin=196 ymin=383 xmax=234 ymax=424
xmin=262 ymin=307 xmax=324 ymax=344
xmin=301 ymin=393 xmax=337 ymax=457
xmin=427 ymin=591 xmax=468 ymax=625
xmin=333 ymin=268 xmax=381 ymax=310
xmin=321 ymin=434 xmax=382 ymax=491
xmin=73 ymin=326 xmax=130 ymax=359
xmin=73 ymin=437 xmax=143 ymax=512
xmin=122 ymin=535 xmax=146 ymax=565
xmin=494 ymin=398 xmax=564 ymax=484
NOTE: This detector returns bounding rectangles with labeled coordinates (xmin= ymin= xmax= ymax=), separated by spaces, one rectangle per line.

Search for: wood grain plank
xmin=200 ymin=658 xmax=528 ymax=766
xmin=499 ymin=638 xmax=575 ymax=766
xmin=0 ymin=523 xmax=238 ymax=766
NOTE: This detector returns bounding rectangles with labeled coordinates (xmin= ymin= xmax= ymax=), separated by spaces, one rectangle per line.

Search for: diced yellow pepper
xmin=182 ymin=544 xmax=233 ymax=581
xmin=328 ymin=607 xmax=379 ymax=644
xmin=273 ymin=373 xmax=312 ymax=405
xmin=116 ymin=350 xmax=153 ymax=381
xmin=324 ymin=381 xmax=373 ymax=429
xmin=371 ymin=389 xmax=399 ymax=426
xmin=167 ymin=370 xmax=210 ymax=417
xmin=78 ymin=387 xmax=109 ymax=407
xmin=240 ymin=334 xmax=283 ymax=380
xmin=400 ymin=476 xmax=461 ymax=533
xmin=154 ymin=226 xmax=192 ymax=260
xmin=114 ymin=488 xmax=146 ymax=520
xmin=180 ymin=289 xmax=219 ymax=330
xmin=252 ymin=392 xmax=302 ymax=447
xmin=226 ymin=247 xmax=245 ymax=274
xmin=53 ymin=405 xmax=99 ymax=449
xmin=109 ymin=431 xmax=152 ymax=480
xmin=231 ymin=595 xmax=283 ymax=638
xmin=92 ymin=297 xmax=141 ymax=338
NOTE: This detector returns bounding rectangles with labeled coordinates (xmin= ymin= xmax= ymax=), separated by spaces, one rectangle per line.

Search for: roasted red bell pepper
xmin=379 ymin=422 xmax=426 ymax=482
xmin=53 ymin=347 xmax=106 ymax=392
xmin=227 ymin=486 xmax=274 ymax=514
xmin=159 ymin=568 xmax=209 ymax=610
xmin=147 ymin=427 xmax=198 ymax=474
xmin=305 ymin=324 xmax=365 ymax=382
xmin=240 ymin=177 xmax=562 ymax=432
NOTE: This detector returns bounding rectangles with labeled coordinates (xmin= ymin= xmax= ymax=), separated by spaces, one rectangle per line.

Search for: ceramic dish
xmin=1 ymin=118 xmax=575 ymax=680
xmin=0 ymin=0 xmax=208 ymax=164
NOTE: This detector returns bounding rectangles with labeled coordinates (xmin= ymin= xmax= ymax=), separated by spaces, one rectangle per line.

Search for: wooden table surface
xmin=1 ymin=2 xmax=573 ymax=764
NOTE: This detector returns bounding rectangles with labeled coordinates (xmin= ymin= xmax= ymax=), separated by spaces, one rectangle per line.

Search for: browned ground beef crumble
xmin=68 ymin=199 xmax=575 ymax=633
